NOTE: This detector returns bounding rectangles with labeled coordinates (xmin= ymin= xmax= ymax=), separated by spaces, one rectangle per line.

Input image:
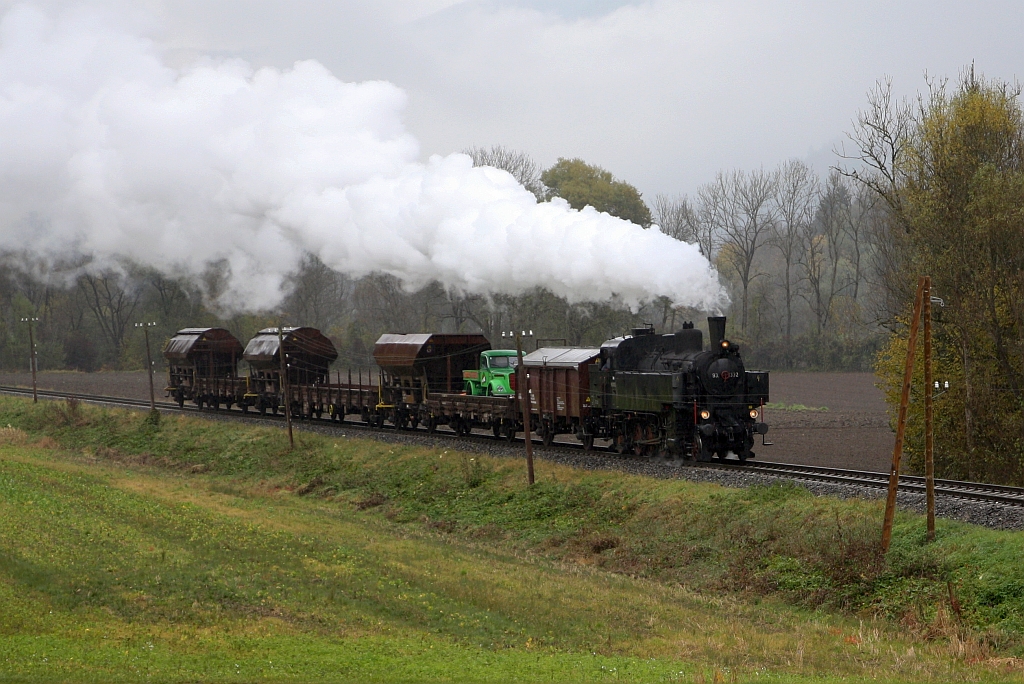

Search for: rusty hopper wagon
xmin=522 ymin=347 xmax=601 ymax=448
xmin=163 ymin=327 xmax=245 ymax=409
xmin=242 ymin=327 xmax=339 ymax=417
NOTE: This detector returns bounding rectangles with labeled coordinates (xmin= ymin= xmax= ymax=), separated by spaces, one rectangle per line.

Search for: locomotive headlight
xmin=749 ymin=409 xmax=759 ymax=419
xmin=700 ymin=409 xmax=710 ymax=420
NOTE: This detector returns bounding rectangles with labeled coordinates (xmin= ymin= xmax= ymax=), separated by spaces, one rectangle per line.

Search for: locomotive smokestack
xmin=708 ymin=316 xmax=726 ymax=349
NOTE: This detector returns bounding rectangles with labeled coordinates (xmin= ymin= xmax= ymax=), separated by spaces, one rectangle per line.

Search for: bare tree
xmin=708 ymin=168 xmax=778 ymax=335
xmin=800 ymin=172 xmax=850 ymax=335
xmin=652 ymin=194 xmax=697 ymax=242
xmin=842 ymin=182 xmax=878 ymax=302
xmin=281 ymin=254 xmax=352 ymax=332
xmin=834 ymin=77 xmax=914 ymax=222
xmin=78 ymin=270 xmax=144 ymax=356
xmin=692 ymin=183 xmax=725 ymax=259
xmin=771 ymin=160 xmax=819 ymax=344
xmin=464 ymin=145 xmax=544 ymax=200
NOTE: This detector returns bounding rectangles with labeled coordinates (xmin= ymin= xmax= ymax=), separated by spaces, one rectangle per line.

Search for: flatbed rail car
xmin=423 ymin=392 xmax=518 ymax=438
xmin=163 ymin=327 xmax=245 ymax=409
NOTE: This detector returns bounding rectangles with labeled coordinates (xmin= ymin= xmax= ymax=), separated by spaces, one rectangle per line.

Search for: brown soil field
xmin=0 ymin=369 xmax=895 ymax=472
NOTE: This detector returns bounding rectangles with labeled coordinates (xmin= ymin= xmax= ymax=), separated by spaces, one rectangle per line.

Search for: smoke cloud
xmin=0 ymin=4 xmax=726 ymax=313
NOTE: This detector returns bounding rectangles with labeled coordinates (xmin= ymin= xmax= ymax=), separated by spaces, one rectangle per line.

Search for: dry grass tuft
xmin=354 ymin=492 xmax=387 ymax=510
xmin=48 ymin=397 xmax=83 ymax=426
xmin=0 ymin=424 xmax=28 ymax=445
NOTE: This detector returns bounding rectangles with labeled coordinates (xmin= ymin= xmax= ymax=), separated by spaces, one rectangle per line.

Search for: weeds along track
xmin=3 ymin=383 xmax=1024 ymax=514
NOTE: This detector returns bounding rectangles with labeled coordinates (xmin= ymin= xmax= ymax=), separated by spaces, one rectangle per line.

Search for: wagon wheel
xmin=613 ymin=433 xmax=629 ymax=455
xmin=315 ymin=406 xmax=323 ymax=419
xmin=427 ymin=416 xmax=437 ymax=434
xmin=581 ymin=434 xmax=594 ymax=451
xmin=492 ymin=421 xmax=502 ymax=438
xmin=410 ymin=416 xmax=420 ymax=430
xmin=504 ymin=423 xmax=516 ymax=443
xmin=714 ymin=449 xmax=728 ymax=461
xmin=272 ymin=404 xmax=279 ymax=416
xmin=241 ymin=402 xmax=249 ymax=414
xmin=258 ymin=401 xmax=267 ymax=416
xmin=541 ymin=424 xmax=554 ymax=447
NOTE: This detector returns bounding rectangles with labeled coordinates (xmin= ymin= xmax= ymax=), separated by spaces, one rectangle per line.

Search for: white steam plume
xmin=0 ymin=5 xmax=727 ymax=313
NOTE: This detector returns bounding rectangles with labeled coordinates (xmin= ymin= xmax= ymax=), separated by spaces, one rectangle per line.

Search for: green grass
xmin=0 ymin=397 xmax=1023 ymax=682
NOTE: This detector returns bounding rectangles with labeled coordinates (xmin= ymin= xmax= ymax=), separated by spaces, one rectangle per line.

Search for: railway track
xmin=710 ymin=460 xmax=1024 ymax=507
xmin=4 ymin=383 xmax=1024 ymax=509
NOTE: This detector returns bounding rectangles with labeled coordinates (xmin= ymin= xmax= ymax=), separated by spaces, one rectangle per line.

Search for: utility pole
xmin=515 ymin=332 xmax=534 ymax=485
xmin=20 ymin=317 xmax=39 ymax=403
xmin=135 ymin=322 xmax=158 ymax=411
xmin=278 ymin=326 xmax=294 ymax=449
xmin=881 ymin=277 xmax=926 ymax=554
xmin=923 ymin=278 xmax=936 ymax=541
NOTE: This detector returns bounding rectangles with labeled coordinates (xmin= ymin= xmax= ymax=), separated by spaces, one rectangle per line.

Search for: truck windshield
xmin=488 ymin=356 xmax=517 ymax=368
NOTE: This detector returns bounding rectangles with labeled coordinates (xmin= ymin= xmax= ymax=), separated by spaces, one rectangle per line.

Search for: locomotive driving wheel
xmin=632 ymin=423 xmax=656 ymax=457
xmin=693 ymin=433 xmax=712 ymax=462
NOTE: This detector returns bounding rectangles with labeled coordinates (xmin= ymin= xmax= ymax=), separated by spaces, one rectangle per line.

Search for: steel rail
xmin=711 ymin=460 xmax=1024 ymax=507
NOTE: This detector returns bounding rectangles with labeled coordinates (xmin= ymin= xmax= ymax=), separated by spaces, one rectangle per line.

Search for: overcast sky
xmin=11 ymin=0 xmax=1024 ymax=199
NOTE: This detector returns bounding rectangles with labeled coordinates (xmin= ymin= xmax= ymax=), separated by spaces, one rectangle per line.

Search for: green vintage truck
xmin=462 ymin=349 xmax=519 ymax=396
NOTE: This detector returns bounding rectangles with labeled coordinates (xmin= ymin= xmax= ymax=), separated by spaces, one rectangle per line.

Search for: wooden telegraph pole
xmin=515 ymin=333 xmax=535 ymax=485
xmin=20 ymin=317 xmax=39 ymax=403
xmin=135 ymin=322 xmax=157 ymax=411
xmin=278 ymin=326 xmax=294 ymax=450
xmin=881 ymin=276 xmax=937 ymax=552
xmin=923 ymin=278 xmax=936 ymax=541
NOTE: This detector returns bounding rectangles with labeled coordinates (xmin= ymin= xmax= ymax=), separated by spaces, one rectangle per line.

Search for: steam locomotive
xmin=585 ymin=316 xmax=769 ymax=460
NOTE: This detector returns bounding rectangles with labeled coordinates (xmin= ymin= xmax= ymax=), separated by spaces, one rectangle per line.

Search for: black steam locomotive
xmin=585 ymin=316 xmax=769 ymax=460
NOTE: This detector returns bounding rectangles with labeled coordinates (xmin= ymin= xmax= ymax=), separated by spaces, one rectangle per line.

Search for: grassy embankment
xmin=1 ymin=396 xmax=1023 ymax=682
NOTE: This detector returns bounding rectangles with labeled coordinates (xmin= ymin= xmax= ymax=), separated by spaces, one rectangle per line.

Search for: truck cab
xmin=463 ymin=349 xmax=519 ymax=396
